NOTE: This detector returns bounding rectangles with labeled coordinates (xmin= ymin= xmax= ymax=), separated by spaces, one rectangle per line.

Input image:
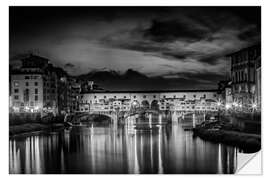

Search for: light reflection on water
xmin=9 ymin=123 xmax=239 ymax=174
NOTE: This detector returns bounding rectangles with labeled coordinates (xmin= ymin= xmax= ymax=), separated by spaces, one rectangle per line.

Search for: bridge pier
xmin=172 ymin=111 xmax=178 ymax=123
xmin=192 ymin=113 xmax=196 ymax=128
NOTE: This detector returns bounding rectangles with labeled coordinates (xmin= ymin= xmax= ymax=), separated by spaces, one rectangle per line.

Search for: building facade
xmin=10 ymin=55 xmax=54 ymax=113
xmin=10 ymin=54 xmax=79 ymax=115
xmin=227 ymin=44 xmax=261 ymax=110
xmin=255 ymin=56 xmax=261 ymax=110
xmin=79 ymin=90 xmax=219 ymax=113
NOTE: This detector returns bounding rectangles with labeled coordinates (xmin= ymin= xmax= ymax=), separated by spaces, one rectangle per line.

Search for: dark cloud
xmin=143 ymin=19 xmax=209 ymax=43
xmin=197 ymin=55 xmax=222 ymax=65
xmin=238 ymin=27 xmax=260 ymax=41
xmin=161 ymin=51 xmax=195 ymax=61
xmin=10 ymin=7 xmax=260 ymax=89
xmin=64 ymin=63 xmax=75 ymax=68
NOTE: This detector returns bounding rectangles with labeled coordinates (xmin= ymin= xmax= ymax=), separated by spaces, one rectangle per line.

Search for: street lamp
xmin=225 ymin=104 xmax=231 ymax=110
xmin=251 ymin=103 xmax=257 ymax=121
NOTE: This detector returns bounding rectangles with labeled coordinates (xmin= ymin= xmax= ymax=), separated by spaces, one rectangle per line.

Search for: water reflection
xmin=10 ymin=123 xmax=239 ymax=174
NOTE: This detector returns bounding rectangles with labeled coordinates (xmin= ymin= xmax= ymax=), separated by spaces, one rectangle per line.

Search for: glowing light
xmin=34 ymin=106 xmax=39 ymax=110
xmin=132 ymin=101 xmax=138 ymax=106
xmin=217 ymin=102 xmax=221 ymax=106
xmin=252 ymin=103 xmax=257 ymax=109
xmin=225 ymin=104 xmax=231 ymax=110
xmin=232 ymin=102 xmax=238 ymax=107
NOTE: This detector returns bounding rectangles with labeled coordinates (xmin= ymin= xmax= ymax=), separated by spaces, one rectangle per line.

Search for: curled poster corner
xmin=236 ymin=151 xmax=262 ymax=175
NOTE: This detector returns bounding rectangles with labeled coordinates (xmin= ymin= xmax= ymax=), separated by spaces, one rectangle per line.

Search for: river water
xmin=9 ymin=121 xmax=245 ymax=174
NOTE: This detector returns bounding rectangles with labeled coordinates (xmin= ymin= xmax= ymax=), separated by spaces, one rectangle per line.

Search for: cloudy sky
xmin=10 ymin=7 xmax=260 ymax=90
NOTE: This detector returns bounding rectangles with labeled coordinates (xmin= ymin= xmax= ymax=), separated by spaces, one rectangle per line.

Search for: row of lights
xmin=216 ymin=101 xmax=257 ymax=110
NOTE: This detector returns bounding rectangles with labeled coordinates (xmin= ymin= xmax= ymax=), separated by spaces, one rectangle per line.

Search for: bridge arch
xmin=68 ymin=112 xmax=116 ymax=124
xmin=151 ymin=100 xmax=159 ymax=110
xmin=141 ymin=100 xmax=150 ymax=109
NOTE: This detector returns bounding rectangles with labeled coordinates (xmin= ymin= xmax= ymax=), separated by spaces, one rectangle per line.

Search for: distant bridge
xmin=79 ymin=90 xmax=219 ymax=114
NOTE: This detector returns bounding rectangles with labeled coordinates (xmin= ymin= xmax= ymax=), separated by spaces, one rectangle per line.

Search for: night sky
xmin=9 ymin=7 xmax=261 ymax=90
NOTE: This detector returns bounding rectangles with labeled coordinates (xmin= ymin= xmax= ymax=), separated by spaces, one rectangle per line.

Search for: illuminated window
xmin=14 ymin=81 xmax=19 ymax=87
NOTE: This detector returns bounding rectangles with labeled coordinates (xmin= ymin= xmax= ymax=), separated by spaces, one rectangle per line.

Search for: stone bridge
xmin=79 ymin=90 xmax=219 ymax=113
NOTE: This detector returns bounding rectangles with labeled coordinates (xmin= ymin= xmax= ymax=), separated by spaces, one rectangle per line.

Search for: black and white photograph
xmin=9 ymin=6 xmax=261 ymax=174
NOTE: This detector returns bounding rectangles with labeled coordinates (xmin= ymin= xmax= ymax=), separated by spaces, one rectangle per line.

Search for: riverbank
xmin=9 ymin=123 xmax=65 ymax=136
xmin=193 ymin=122 xmax=261 ymax=153
xmin=9 ymin=113 xmax=66 ymax=136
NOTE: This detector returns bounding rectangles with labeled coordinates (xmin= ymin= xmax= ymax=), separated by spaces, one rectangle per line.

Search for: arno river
xmin=9 ymin=115 xmax=244 ymax=174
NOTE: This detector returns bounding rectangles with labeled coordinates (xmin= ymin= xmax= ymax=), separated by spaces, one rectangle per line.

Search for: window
xmin=35 ymin=96 xmax=38 ymax=101
xmin=35 ymin=89 xmax=38 ymax=94
xmin=25 ymin=82 xmax=29 ymax=86
xmin=94 ymin=96 xmax=97 ymax=99
xmin=14 ymin=95 xmax=19 ymax=100
xmin=14 ymin=81 xmax=19 ymax=87
xmin=124 ymin=96 xmax=126 ymax=98
xmin=153 ymin=95 xmax=156 ymax=98
xmin=35 ymin=82 xmax=38 ymax=86
xmin=143 ymin=95 xmax=146 ymax=98
xmin=173 ymin=95 xmax=176 ymax=98
xmin=193 ymin=95 xmax=196 ymax=98
xmin=14 ymin=89 xmax=19 ymax=93
xmin=183 ymin=95 xmax=186 ymax=98
xmin=104 ymin=96 xmax=106 ymax=99
xmin=114 ymin=96 xmax=116 ymax=98
xmin=133 ymin=96 xmax=136 ymax=98
xmin=163 ymin=95 xmax=166 ymax=98
xmin=25 ymin=76 xmax=30 ymax=79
